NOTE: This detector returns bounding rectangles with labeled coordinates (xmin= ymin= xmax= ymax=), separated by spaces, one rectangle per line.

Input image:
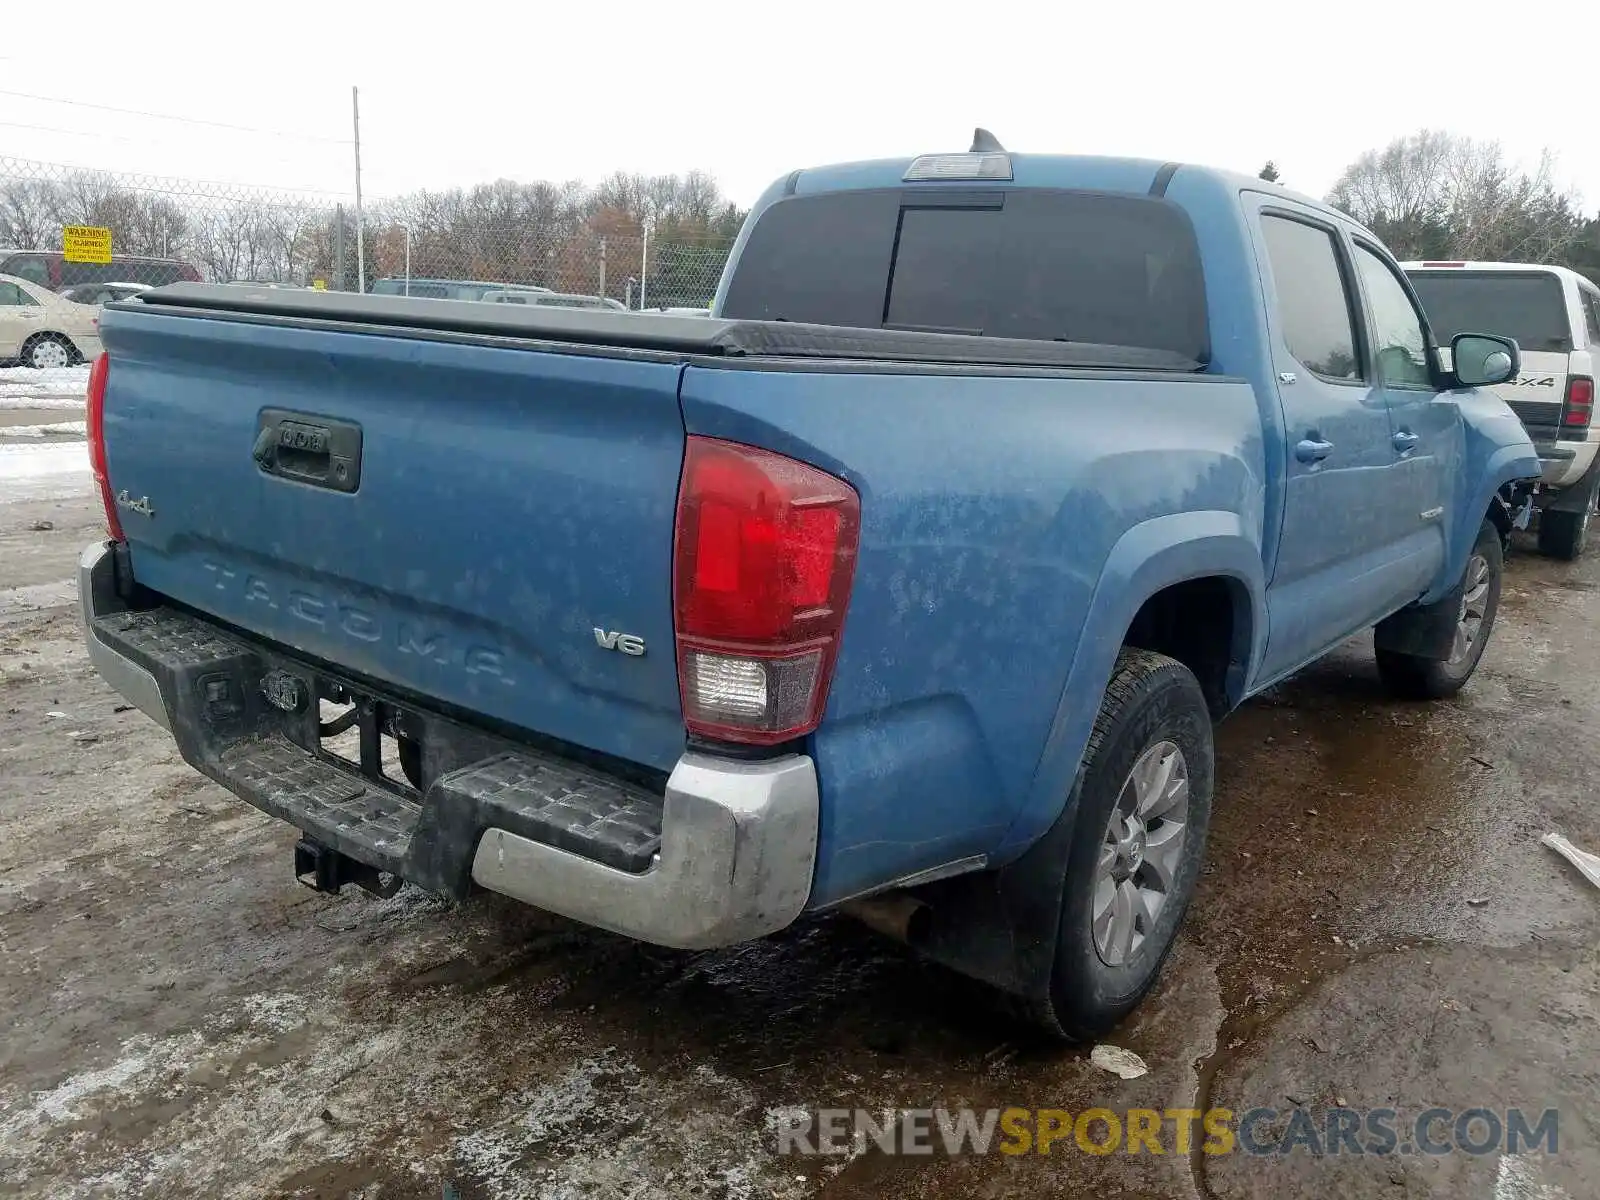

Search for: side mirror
xmin=1452 ymin=333 xmax=1520 ymax=388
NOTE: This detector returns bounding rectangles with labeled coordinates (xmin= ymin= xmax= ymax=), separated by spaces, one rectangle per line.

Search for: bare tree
xmin=0 ymin=178 xmax=57 ymax=248
xmin=1 ymin=156 xmax=745 ymax=301
xmin=1328 ymin=130 xmax=1584 ymax=263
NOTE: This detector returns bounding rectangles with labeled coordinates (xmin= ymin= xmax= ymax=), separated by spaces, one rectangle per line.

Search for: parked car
xmin=0 ymin=273 xmax=103 ymax=368
xmin=1405 ymin=261 xmax=1600 ymax=558
xmin=368 ymin=278 xmax=551 ymax=301
xmin=58 ymin=282 xmax=151 ymax=306
xmin=480 ymin=289 xmax=626 ymax=311
xmin=81 ymin=140 xmax=1537 ymax=1038
xmin=0 ymin=250 xmax=199 ymax=290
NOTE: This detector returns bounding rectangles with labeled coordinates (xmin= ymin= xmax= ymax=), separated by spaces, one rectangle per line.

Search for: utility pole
xmin=352 ymin=85 xmax=366 ymax=293
xmin=333 ymin=204 xmax=347 ymax=291
xmin=639 ymin=222 xmax=649 ymax=311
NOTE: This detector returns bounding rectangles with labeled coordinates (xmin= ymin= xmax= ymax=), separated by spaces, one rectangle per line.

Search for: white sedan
xmin=0 ymin=273 xmax=104 ymax=369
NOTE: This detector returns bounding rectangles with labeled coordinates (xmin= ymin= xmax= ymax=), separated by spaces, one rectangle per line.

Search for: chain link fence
xmin=0 ymin=156 xmax=737 ymax=310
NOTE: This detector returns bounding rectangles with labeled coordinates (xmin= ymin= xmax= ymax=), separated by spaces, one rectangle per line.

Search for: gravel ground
xmin=1 ymin=457 xmax=1595 ymax=1199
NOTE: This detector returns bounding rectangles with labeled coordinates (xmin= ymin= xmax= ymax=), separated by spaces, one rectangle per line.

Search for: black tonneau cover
xmin=128 ymin=283 xmax=1203 ymax=372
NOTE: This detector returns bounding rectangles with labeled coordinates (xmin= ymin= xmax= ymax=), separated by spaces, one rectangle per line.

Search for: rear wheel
xmin=1377 ymin=519 xmax=1502 ymax=699
xmin=22 ymin=333 xmax=74 ymax=370
xmin=1045 ymin=649 xmax=1214 ymax=1039
xmin=1538 ymin=506 xmax=1589 ymax=561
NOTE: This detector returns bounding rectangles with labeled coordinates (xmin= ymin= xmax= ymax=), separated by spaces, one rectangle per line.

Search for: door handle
xmin=1392 ymin=430 xmax=1420 ymax=454
xmin=1295 ymin=437 xmax=1335 ymax=464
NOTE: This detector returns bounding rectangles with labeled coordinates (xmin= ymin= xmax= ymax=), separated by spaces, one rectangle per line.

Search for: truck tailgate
xmin=98 ymin=307 xmax=688 ymax=772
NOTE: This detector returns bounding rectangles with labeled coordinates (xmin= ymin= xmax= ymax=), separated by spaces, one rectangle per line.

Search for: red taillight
xmin=85 ymin=352 xmax=124 ymax=542
xmin=1562 ymin=376 xmax=1594 ymax=431
xmin=673 ymin=436 xmax=860 ymax=745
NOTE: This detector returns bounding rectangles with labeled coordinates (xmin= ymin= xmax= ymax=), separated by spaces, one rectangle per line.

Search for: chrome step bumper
xmin=79 ymin=541 xmax=820 ymax=948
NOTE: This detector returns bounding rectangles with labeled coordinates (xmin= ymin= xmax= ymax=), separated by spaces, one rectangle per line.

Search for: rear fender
xmin=993 ymin=510 xmax=1264 ymax=864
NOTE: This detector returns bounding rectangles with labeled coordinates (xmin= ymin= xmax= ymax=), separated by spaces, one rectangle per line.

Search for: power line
xmin=0 ymin=88 xmax=350 ymax=144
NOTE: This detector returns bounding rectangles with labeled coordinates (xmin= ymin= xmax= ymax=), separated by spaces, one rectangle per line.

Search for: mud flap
xmin=1375 ymin=574 xmax=1468 ymax=663
xmin=890 ymin=783 xmax=1086 ymax=1035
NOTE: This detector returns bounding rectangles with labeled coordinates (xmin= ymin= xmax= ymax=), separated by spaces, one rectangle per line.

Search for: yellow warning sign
xmin=63 ymin=226 xmax=113 ymax=264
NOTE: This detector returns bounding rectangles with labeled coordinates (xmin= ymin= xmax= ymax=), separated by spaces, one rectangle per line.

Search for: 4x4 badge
xmin=115 ymin=490 xmax=154 ymax=518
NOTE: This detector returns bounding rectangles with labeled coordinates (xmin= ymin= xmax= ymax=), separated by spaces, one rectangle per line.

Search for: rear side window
xmin=1406 ymin=271 xmax=1573 ymax=354
xmin=721 ymin=188 xmax=1209 ymax=361
xmin=1583 ymin=289 xmax=1600 ymax=347
xmin=1 ymin=254 xmax=53 ymax=287
xmin=1259 ymin=215 xmax=1362 ymax=381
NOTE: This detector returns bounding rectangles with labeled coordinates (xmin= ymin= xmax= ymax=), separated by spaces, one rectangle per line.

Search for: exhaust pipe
xmin=840 ymin=893 xmax=929 ymax=943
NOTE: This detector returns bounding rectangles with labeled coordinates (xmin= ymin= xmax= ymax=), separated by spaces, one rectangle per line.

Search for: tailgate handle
xmin=254 ymin=409 xmax=362 ymax=494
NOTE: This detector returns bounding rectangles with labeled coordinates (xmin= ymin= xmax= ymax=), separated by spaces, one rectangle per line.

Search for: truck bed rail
xmin=125 ymin=284 xmax=1204 ymax=372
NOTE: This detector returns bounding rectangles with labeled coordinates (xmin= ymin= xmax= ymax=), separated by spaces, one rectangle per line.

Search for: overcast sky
xmin=3 ymin=0 xmax=1595 ymax=213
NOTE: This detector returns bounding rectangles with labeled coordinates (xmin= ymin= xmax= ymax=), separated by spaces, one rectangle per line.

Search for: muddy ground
xmin=2 ymin=463 xmax=1596 ymax=1199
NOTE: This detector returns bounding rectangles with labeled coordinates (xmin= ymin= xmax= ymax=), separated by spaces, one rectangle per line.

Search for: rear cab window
xmin=1405 ymin=270 xmax=1574 ymax=354
xmin=721 ymin=188 xmax=1209 ymax=363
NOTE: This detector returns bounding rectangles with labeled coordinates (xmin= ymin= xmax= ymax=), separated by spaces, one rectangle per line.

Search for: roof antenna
xmin=970 ymin=128 xmax=1005 ymax=153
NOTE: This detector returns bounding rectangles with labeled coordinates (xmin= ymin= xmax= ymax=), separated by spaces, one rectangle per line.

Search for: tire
xmin=1538 ymin=506 xmax=1589 ymax=561
xmin=22 ymin=333 xmax=75 ymax=370
xmin=1045 ymin=648 xmax=1214 ymax=1040
xmin=1376 ymin=519 xmax=1502 ymax=700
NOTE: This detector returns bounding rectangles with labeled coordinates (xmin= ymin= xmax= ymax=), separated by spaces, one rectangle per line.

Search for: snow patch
xmin=241 ymin=992 xmax=308 ymax=1034
xmin=447 ymin=1051 xmax=788 ymax=1200
xmin=0 ymin=440 xmax=91 ymax=502
xmin=1495 ymin=1153 xmax=1568 ymax=1200
xmin=2 ymin=1031 xmax=205 ymax=1135
xmin=0 ymin=579 xmax=76 ymax=616
xmin=0 ymin=420 xmax=87 ymax=438
xmin=0 ymin=364 xmax=90 ymax=408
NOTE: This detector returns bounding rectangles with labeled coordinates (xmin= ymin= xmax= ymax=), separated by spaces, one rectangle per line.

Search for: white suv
xmin=1405 ymin=261 xmax=1600 ymax=559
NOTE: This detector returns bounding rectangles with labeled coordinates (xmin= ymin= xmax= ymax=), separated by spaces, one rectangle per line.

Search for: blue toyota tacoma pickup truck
xmin=81 ymin=138 xmax=1538 ymax=1038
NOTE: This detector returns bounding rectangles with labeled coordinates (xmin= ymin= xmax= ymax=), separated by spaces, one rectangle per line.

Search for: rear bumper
xmin=471 ymin=755 xmax=819 ymax=949
xmin=1532 ymin=436 xmax=1597 ymax=490
xmin=79 ymin=541 xmax=819 ymax=949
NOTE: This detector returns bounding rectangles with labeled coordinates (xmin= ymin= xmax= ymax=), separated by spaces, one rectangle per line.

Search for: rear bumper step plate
xmin=80 ymin=542 xmax=819 ymax=947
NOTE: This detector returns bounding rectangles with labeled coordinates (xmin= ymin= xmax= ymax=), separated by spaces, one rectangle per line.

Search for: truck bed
xmin=96 ymin=288 xmax=1259 ymax=907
